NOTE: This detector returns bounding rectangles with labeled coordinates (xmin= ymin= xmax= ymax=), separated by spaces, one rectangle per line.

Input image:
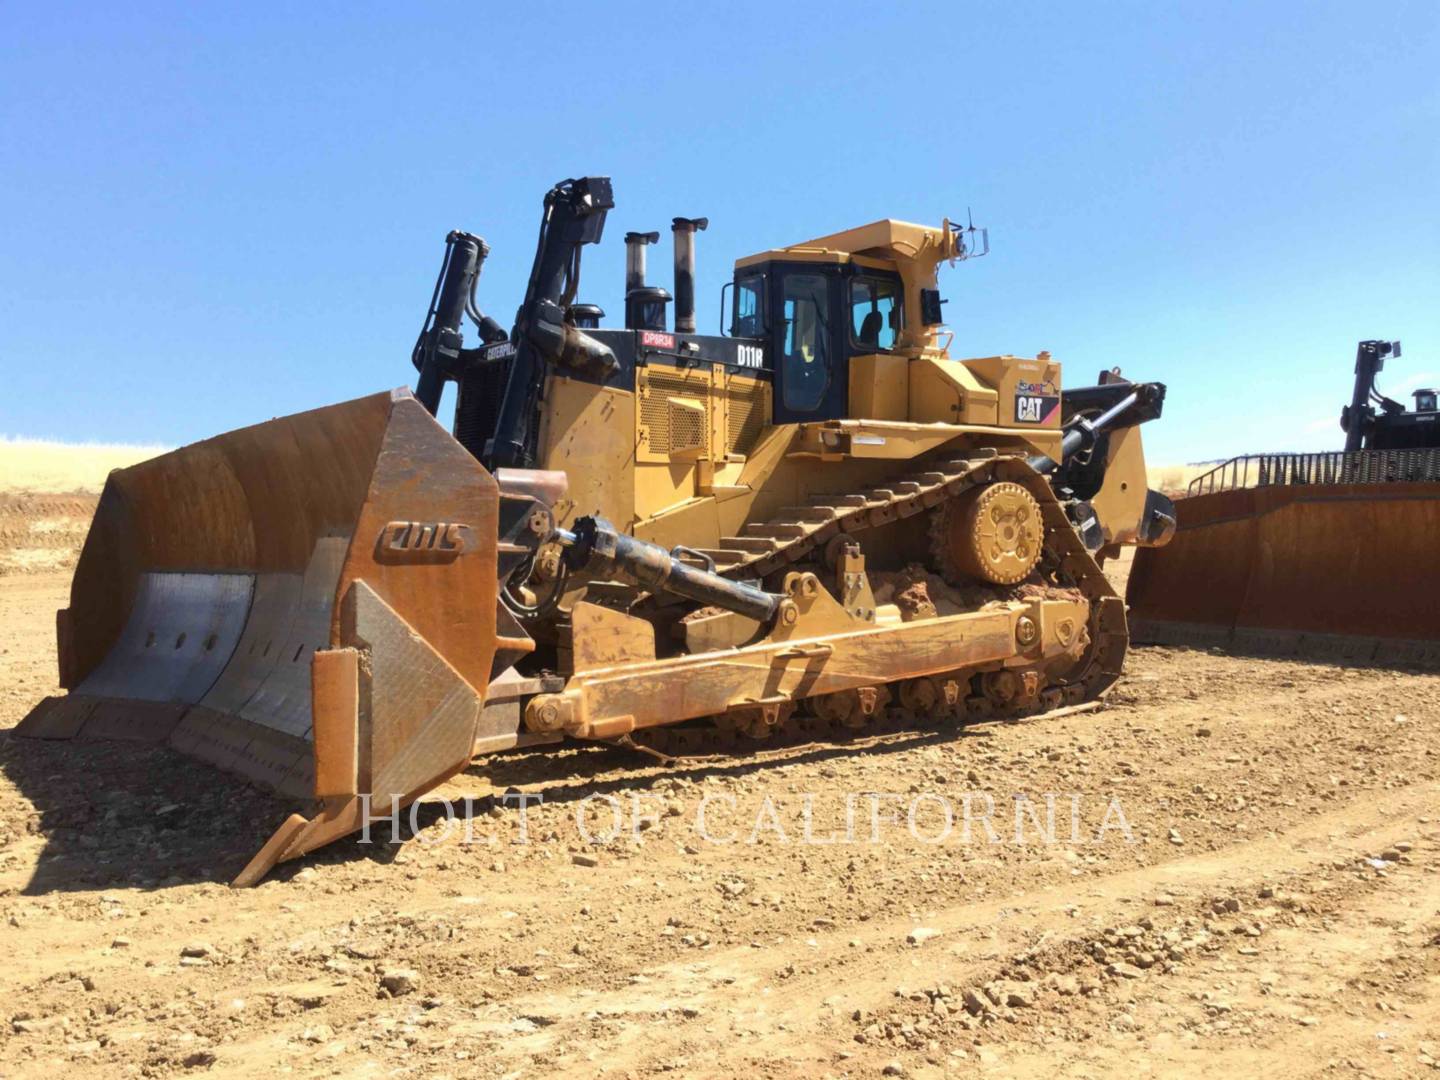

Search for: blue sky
xmin=1 ymin=1 xmax=1436 ymax=463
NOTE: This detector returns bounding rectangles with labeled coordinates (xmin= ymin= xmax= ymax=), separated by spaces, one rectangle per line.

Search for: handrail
xmin=1187 ymin=449 xmax=1440 ymax=496
xmin=1186 ymin=455 xmax=1262 ymax=496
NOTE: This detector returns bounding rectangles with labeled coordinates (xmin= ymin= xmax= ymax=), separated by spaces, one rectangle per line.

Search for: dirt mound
xmin=0 ymin=493 xmax=97 ymax=577
xmin=0 ymin=437 xmax=155 ymax=575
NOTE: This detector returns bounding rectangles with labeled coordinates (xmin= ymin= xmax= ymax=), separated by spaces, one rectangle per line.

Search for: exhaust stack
xmin=623 ymin=231 xmax=670 ymax=332
xmin=624 ymin=230 xmax=656 ymax=293
xmin=671 ymin=216 xmax=708 ymax=334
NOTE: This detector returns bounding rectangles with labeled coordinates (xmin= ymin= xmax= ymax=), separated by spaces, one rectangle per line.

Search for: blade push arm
xmin=556 ymin=516 xmax=783 ymax=624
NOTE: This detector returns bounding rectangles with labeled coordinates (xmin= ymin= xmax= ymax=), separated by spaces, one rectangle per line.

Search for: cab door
xmin=771 ymin=266 xmax=847 ymax=424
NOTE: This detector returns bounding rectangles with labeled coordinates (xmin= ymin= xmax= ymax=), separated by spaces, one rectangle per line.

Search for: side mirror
xmin=920 ymin=288 xmax=946 ymax=326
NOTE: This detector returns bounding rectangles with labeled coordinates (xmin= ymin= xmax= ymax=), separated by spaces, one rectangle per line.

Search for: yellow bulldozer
xmin=20 ymin=177 xmax=1177 ymax=884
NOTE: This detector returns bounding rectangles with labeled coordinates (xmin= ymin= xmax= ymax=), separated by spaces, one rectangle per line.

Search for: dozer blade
xmin=1127 ymin=483 xmax=1440 ymax=665
xmin=17 ymin=389 xmax=516 ymax=885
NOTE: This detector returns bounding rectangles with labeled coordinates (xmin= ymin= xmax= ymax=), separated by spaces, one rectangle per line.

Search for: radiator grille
xmin=453 ymin=359 xmax=511 ymax=461
xmin=668 ymin=399 xmax=707 ymax=455
xmin=641 ymin=368 xmax=709 ymax=455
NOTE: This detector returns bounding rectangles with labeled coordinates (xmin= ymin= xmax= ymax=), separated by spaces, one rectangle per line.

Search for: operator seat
xmin=858 ymin=310 xmax=883 ymax=348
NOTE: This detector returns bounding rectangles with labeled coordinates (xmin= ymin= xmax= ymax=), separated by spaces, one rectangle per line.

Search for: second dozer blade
xmin=1127 ymin=482 xmax=1440 ymax=665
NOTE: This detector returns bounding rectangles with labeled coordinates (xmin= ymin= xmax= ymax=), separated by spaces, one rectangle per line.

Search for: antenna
xmin=964 ymin=207 xmax=990 ymax=259
xmin=948 ymin=209 xmax=990 ymax=263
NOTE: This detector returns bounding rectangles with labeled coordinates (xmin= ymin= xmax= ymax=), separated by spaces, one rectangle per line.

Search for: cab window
xmin=733 ymin=276 xmax=764 ymax=337
xmin=850 ymin=277 xmax=901 ymax=351
xmin=780 ymin=273 xmax=830 ymax=411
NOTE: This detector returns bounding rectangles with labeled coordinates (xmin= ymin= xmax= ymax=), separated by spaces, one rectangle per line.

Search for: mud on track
xmin=2 ymin=553 xmax=1439 ymax=1077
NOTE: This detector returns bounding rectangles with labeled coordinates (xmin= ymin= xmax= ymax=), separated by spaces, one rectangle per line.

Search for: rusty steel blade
xmin=18 ymin=389 xmax=512 ymax=884
xmin=1128 ymin=483 xmax=1440 ymax=665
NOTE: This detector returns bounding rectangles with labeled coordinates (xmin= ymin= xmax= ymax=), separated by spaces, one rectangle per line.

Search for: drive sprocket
xmin=929 ymin=480 xmax=1044 ymax=585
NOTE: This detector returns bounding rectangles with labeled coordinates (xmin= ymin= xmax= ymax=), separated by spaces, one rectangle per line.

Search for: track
xmin=628 ymin=452 xmax=1126 ymax=757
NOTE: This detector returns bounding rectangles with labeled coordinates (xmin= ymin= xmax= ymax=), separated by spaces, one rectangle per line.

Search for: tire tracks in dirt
xmin=451 ymin=781 xmax=1438 ymax=1076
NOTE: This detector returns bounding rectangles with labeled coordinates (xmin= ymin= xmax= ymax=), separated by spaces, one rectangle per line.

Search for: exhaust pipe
xmin=566 ymin=303 xmax=604 ymax=329
xmin=623 ymin=230 xmax=670 ymax=332
xmin=625 ymin=230 xmax=657 ymax=294
xmin=671 ymin=216 xmax=708 ymax=334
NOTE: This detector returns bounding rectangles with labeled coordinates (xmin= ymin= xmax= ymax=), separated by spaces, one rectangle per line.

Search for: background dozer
xmin=19 ymin=177 xmax=1176 ymax=884
xmin=1129 ymin=339 xmax=1440 ymax=663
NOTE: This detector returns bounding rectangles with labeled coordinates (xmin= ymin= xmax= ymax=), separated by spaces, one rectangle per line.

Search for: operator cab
xmin=725 ymin=218 xmax=980 ymax=425
xmin=727 ymin=259 xmax=906 ymax=422
xmin=1415 ymin=388 xmax=1438 ymax=414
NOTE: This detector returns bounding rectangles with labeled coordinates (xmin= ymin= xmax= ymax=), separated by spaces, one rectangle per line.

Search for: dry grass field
xmin=0 ymin=438 xmax=167 ymax=495
xmin=1146 ymin=463 xmax=1214 ymax=497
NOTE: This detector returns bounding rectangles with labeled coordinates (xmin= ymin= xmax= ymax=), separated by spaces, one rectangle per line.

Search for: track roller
xmin=809 ymin=685 xmax=891 ymax=729
xmin=717 ymin=700 xmax=795 ymax=740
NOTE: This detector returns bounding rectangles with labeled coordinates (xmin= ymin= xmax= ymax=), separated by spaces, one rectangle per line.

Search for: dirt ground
xmin=0 ymin=494 xmax=98 ymax=577
xmin=2 ymin=508 xmax=1438 ymax=1078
